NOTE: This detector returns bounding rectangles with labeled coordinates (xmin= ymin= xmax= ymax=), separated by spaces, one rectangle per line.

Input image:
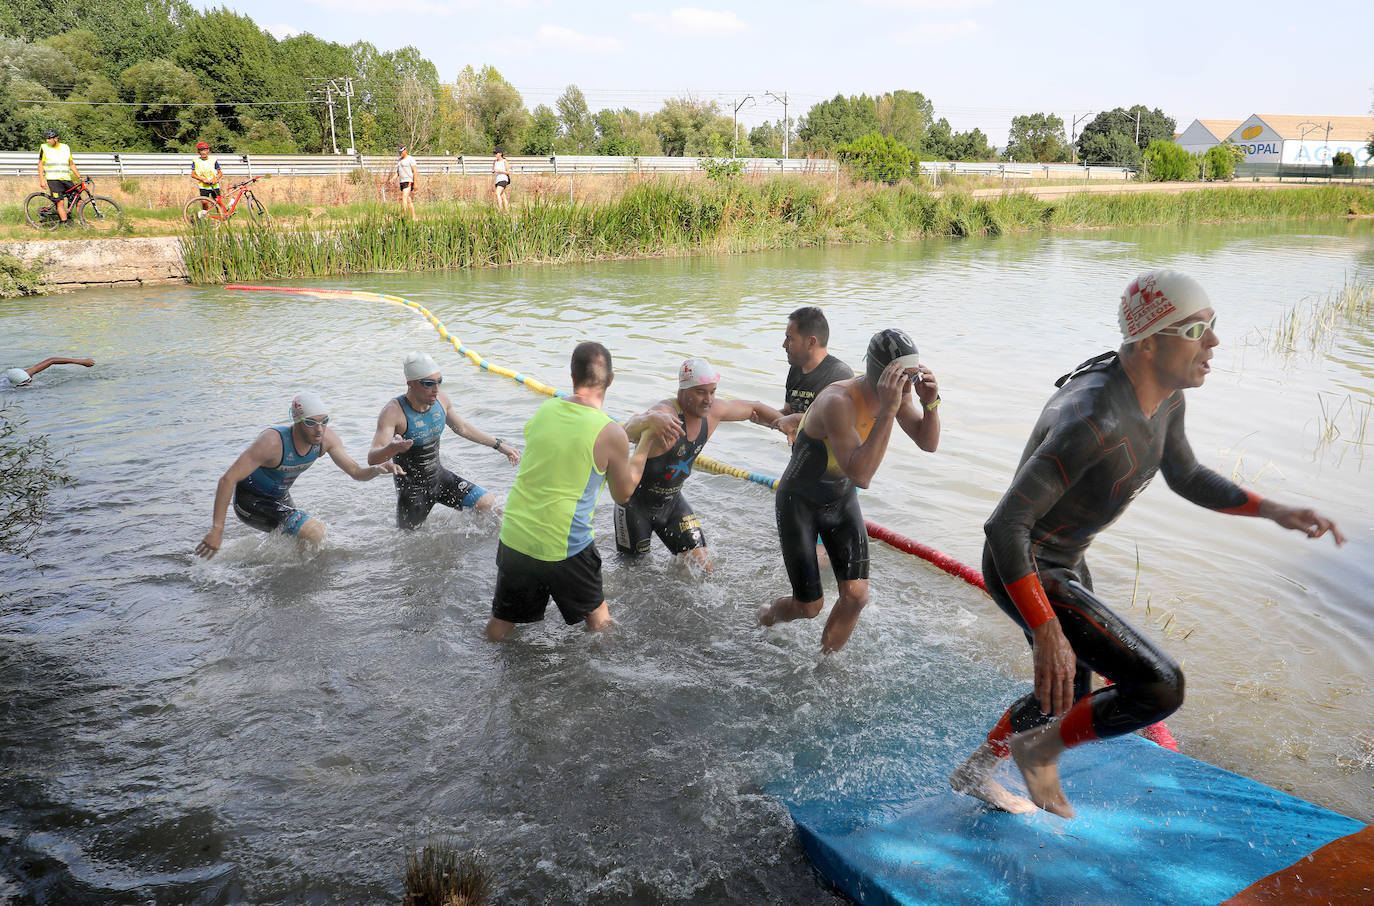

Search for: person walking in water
xmin=949 ymin=269 xmax=1346 ymax=819
xmin=616 ymin=357 xmax=783 ymax=570
xmin=485 ymin=342 xmax=682 ymax=641
xmin=3 ymin=356 xmax=95 ymax=388
xmin=492 ymin=149 xmax=511 ymax=212
xmin=195 ymin=391 xmax=403 ymax=558
xmin=778 ymin=306 xmax=853 ymax=422
xmin=368 ymin=352 xmax=519 ymax=529
xmin=758 ymin=328 xmax=942 ymax=653
xmin=396 ymin=146 xmax=418 ymax=221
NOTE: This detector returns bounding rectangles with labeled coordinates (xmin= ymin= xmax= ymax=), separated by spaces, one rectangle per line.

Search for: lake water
xmin=2 ymin=220 xmax=1371 ymax=904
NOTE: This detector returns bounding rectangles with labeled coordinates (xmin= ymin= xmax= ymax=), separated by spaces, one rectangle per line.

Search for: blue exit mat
xmin=786 ymin=734 xmax=1373 ymax=905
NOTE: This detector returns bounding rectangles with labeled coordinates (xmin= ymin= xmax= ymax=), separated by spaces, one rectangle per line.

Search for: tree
xmin=396 ymin=72 xmax=439 ymax=153
xmin=922 ymin=118 xmax=995 ymax=161
xmin=120 ymin=58 xmax=217 ymax=148
xmin=555 ymin=84 xmax=595 ymax=153
xmin=652 ymin=97 xmax=734 ymax=156
xmin=241 ymin=117 xmax=298 ymax=153
xmin=64 ymin=75 xmax=142 ymax=149
xmin=524 ymin=104 xmax=558 ymax=155
xmin=0 ymin=73 xmax=26 ymax=151
xmin=1076 ymin=105 xmax=1175 ymax=167
xmin=454 ymin=64 xmax=528 ymax=153
xmin=797 ymin=94 xmax=879 ymax=154
xmin=875 ymin=90 xmax=933 ymax=152
xmin=837 ymin=131 xmax=916 ymax=184
xmin=175 ymin=7 xmax=280 ymax=128
xmin=748 ymin=120 xmax=785 ymax=158
xmin=1202 ymin=141 xmax=1244 ymax=181
xmin=1004 ymin=112 xmax=1069 ymax=163
xmin=1142 ymin=140 xmax=1198 ymax=181
xmin=593 ymin=108 xmax=658 ymax=156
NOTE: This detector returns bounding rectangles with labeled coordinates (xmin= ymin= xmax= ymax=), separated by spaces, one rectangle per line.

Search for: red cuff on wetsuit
xmin=1219 ymin=489 xmax=1264 ymax=517
xmin=1006 ymin=573 xmax=1055 ymax=629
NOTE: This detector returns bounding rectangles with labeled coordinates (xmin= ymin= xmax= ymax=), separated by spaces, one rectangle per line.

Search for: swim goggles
xmin=1154 ymin=315 xmax=1217 ymax=341
xmin=416 ymin=378 xmax=443 ymax=388
xmin=297 ymin=415 xmax=331 ymax=428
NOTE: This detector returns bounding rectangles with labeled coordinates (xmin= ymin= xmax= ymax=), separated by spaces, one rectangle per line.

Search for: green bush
xmin=0 ymin=253 xmax=48 ymax=298
xmin=698 ymin=158 xmax=746 ymax=183
xmin=119 ymin=178 xmax=141 ymax=195
xmin=1142 ymin=140 xmax=1200 ymax=181
xmin=1331 ymin=151 xmax=1355 ymax=167
xmin=836 ymin=132 xmax=917 ymax=184
xmin=1202 ymin=142 xmax=1244 ymax=181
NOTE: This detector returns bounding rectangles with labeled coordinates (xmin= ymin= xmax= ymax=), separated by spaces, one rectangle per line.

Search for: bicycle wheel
xmin=245 ymin=194 xmax=273 ymax=227
xmin=24 ymin=191 xmax=61 ymax=231
xmin=79 ymin=195 xmax=123 ymax=232
xmin=183 ymin=196 xmax=224 ymax=229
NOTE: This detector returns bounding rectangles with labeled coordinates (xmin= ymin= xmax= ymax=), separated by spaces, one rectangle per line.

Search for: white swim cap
xmin=289 ymin=391 xmax=328 ymax=421
xmin=1119 ymin=269 xmax=1212 ymax=344
xmin=679 ymin=356 xmax=721 ymax=390
xmin=404 ymin=351 xmax=441 ymax=381
xmin=5 ymin=368 xmax=32 ymax=386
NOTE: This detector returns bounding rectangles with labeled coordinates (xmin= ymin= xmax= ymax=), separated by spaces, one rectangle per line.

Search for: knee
xmin=797 ymin=598 xmax=825 ymax=619
xmin=473 ymin=493 xmax=495 ymax=512
xmin=1147 ymin=664 xmax=1186 ymax=719
xmin=297 ymin=518 xmax=326 ymax=545
xmin=839 ymin=586 xmax=869 ymax=610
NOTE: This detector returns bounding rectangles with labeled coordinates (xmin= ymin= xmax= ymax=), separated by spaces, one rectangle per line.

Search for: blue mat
xmin=787 ymin=734 xmax=1369 ymax=906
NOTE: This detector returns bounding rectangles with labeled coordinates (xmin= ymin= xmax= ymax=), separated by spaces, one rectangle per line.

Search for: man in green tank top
xmin=486 ymin=342 xmax=683 ymax=640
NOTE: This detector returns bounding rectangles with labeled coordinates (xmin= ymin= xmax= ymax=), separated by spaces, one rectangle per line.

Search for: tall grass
xmin=182 ymin=180 xmax=1374 ymax=284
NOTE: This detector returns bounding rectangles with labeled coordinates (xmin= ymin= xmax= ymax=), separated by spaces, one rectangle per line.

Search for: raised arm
xmin=895 ymin=366 xmax=940 ymax=452
xmin=25 ymin=357 xmax=95 ymax=377
xmin=599 ymin=421 xmax=654 ymax=505
xmin=196 ymin=429 xmax=280 ymax=559
xmin=368 ymin=401 xmax=413 ymax=466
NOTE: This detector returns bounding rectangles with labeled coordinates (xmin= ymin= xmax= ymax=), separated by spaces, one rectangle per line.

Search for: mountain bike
xmin=183 ymin=175 xmax=272 ymax=228
xmin=24 ymin=179 xmax=124 ymax=232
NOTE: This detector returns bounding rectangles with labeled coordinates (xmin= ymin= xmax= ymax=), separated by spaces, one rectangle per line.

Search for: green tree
xmin=652 ymin=97 xmax=734 ymax=156
xmin=1076 ymin=105 xmax=1175 ymax=166
xmin=64 ymin=75 xmax=143 ymax=149
xmin=837 ymin=131 xmax=916 ymax=183
xmin=120 ymin=58 xmax=217 ymax=148
xmin=273 ymin=33 xmax=356 ymax=153
xmin=454 ymin=64 xmax=528 ymax=153
xmin=797 ymin=93 xmax=879 ymax=154
xmin=524 ymin=104 xmax=558 ymax=155
xmin=922 ymin=118 xmax=995 ymax=161
xmin=875 ymin=89 xmax=932 ymax=152
xmin=1142 ymin=139 xmax=1198 ymax=181
xmin=0 ymin=73 xmax=27 ymax=150
xmin=593 ymin=108 xmax=658 ymax=156
xmin=241 ymin=117 xmax=298 ymax=152
xmin=747 ymin=120 xmax=785 ymax=158
xmin=41 ymin=29 xmax=103 ymax=78
xmin=175 ymin=7 xmax=279 ymax=128
xmin=1004 ymin=112 xmax=1069 ymax=163
xmin=555 ymin=84 xmax=595 ymax=152
xmin=1202 ymin=141 xmax=1244 ymax=180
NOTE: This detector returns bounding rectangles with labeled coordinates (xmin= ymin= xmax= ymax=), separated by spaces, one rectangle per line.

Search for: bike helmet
xmin=43 ymin=128 xmax=59 ymax=139
xmin=196 ymin=141 xmax=209 ymax=150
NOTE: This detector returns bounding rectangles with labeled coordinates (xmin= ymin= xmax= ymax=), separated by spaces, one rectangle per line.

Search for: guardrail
xmin=0 ymin=150 xmax=1134 ymax=181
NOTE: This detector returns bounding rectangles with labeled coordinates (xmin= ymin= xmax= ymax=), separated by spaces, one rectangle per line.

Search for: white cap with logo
xmin=289 ymin=391 xmax=328 ymax=421
xmin=678 ymin=356 xmax=721 ymax=390
xmin=1119 ymin=269 xmax=1212 ymax=344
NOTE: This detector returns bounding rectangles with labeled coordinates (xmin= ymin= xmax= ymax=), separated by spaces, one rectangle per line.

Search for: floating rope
xmin=226 ymin=282 xmax=1177 ymax=750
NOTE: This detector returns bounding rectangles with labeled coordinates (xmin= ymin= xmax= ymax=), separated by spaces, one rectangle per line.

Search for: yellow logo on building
xmin=1241 ymin=126 xmax=1263 ymax=140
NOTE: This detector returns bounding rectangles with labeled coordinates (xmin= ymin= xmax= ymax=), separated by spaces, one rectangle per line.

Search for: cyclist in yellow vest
xmin=37 ymin=129 xmax=81 ymax=226
xmin=191 ymin=141 xmax=222 ymax=213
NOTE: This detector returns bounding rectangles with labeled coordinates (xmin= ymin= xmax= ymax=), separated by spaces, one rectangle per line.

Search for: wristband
xmin=924 ymin=395 xmax=941 ymax=412
xmin=492 ymin=438 xmax=504 ymax=451
xmin=1005 ymin=573 xmax=1055 ymax=629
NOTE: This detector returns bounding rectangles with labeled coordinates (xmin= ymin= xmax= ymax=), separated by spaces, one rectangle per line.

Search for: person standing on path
xmin=492 ymin=149 xmax=511 ymax=212
xmin=396 ymin=146 xmax=418 ymax=220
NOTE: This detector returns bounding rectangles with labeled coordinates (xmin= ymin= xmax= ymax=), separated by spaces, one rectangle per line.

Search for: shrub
xmin=1202 ymin=142 xmax=1244 ymax=181
xmin=836 ymin=132 xmax=917 ymax=184
xmin=0 ymin=253 xmax=48 ymax=298
xmin=1 ymin=403 xmax=73 ymax=560
xmin=1142 ymin=140 xmax=1199 ymax=181
xmin=698 ymin=158 xmax=746 ymax=182
xmin=119 ymin=178 xmax=141 ymax=196
xmin=348 ymin=167 xmax=370 ymax=185
xmin=1332 ymin=151 xmax=1355 ymax=168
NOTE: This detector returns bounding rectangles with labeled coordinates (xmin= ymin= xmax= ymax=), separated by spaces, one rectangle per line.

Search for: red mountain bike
xmin=183 ymin=175 xmax=273 ymax=228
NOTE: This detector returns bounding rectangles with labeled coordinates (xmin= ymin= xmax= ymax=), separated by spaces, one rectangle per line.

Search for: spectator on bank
xmin=397 ymin=146 xmax=418 ymax=221
xmin=37 ymin=129 xmax=82 ymax=227
xmin=191 ymin=141 xmax=222 ymax=213
xmin=492 ymin=149 xmax=511 ymax=212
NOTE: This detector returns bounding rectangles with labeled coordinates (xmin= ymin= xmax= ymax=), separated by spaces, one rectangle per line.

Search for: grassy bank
xmin=182 ymin=179 xmax=1374 ymax=284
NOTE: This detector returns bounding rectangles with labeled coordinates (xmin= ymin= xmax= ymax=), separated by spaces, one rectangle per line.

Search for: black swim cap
xmin=865 ymin=328 xmax=919 ymax=385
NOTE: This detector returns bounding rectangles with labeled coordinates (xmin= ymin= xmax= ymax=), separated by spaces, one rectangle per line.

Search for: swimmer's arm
xmin=1159 ymin=402 xmax=1345 ymax=545
xmin=623 ymin=404 xmax=683 ymax=453
xmin=323 ymin=429 xmax=403 ymax=480
xmin=25 ymin=357 xmax=95 ymax=377
xmin=367 ymin=402 xmax=412 ymax=465
xmin=714 ymin=399 xmax=784 ymax=428
xmin=601 ymin=422 xmax=654 ymax=504
xmin=198 ymin=431 xmax=280 ymax=558
xmin=814 ymin=392 xmax=889 ymax=489
xmin=895 ymin=368 xmax=940 ymax=452
xmin=773 ymin=412 xmax=804 ymax=444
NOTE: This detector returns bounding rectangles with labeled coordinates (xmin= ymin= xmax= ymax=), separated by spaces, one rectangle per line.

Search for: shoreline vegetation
xmin=181 ymin=178 xmax=1374 ymax=285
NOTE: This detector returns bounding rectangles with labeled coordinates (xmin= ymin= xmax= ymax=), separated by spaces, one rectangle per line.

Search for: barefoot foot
xmin=950 ymin=744 xmax=1037 ymax=814
xmin=1009 ymin=725 xmax=1074 ymax=818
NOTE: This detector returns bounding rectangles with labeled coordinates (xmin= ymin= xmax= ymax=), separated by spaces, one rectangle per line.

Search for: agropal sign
xmin=1231 ymin=122 xmax=1372 ymax=165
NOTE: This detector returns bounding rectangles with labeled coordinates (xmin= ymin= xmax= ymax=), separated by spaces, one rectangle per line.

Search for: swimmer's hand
xmin=642 ymin=410 xmax=685 ymax=449
xmin=1031 ymin=620 xmax=1076 ymax=718
xmin=375 ymin=461 xmax=405 ymax=477
xmin=195 ymin=527 xmax=222 ymax=560
xmin=76 ymin=358 xmax=95 ymax=368
xmin=381 ymin=435 xmax=414 ymax=458
xmin=913 ymin=366 xmax=939 ymax=408
xmin=1261 ymin=500 xmax=1347 ymax=546
xmin=773 ymin=412 xmax=803 ymax=445
xmin=876 ymin=359 xmax=911 ymax=417
xmin=501 ymin=445 xmax=521 ymax=466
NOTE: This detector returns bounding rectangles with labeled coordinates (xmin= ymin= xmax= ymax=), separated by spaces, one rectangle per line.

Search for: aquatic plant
xmin=0 ymin=253 xmax=49 ymax=298
xmin=402 ymin=840 xmax=491 ymax=906
xmin=0 ymin=404 xmax=73 ymax=560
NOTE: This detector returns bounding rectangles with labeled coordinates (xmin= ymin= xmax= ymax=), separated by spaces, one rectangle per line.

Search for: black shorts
xmin=613 ymin=492 xmax=706 ymax=555
xmin=46 ymin=179 xmax=73 ymax=201
xmin=199 ymin=187 xmax=221 ymax=198
xmin=233 ymin=485 xmax=310 ymax=535
xmin=495 ymin=176 xmax=510 ymax=188
xmin=492 ymin=541 xmax=604 ymax=625
xmin=775 ymin=485 xmax=869 ymax=602
xmin=394 ymin=468 xmax=486 ymax=530
xmin=400 ymin=181 xmax=413 ymax=191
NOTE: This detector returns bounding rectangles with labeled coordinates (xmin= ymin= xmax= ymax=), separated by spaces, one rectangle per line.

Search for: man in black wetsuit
xmin=950 ymin=268 xmax=1346 ymax=819
xmin=616 ymin=357 xmax=784 ymax=570
xmin=758 ymin=328 xmax=942 ymax=653
xmin=368 ymin=352 xmax=520 ymax=529
xmin=780 ymin=306 xmax=853 ymax=420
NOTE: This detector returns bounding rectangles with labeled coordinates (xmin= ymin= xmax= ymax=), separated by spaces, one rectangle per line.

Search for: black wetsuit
xmin=983 ymin=352 xmax=1257 ymax=747
xmin=392 ymin=395 xmax=486 ymax=530
xmin=614 ymin=409 xmax=708 ymax=555
xmin=785 ymin=354 xmax=853 ymax=414
xmin=775 ymin=382 xmax=872 ymax=601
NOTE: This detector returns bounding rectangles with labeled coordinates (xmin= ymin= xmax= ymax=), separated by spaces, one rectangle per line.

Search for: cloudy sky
xmin=198 ymin=0 xmax=1373 ymax=147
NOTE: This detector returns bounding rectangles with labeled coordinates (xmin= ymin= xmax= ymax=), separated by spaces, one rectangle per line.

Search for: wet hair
xmin=788 ymin=306 xmax=830 ymax=346
xmin=571 ymin=341 xmax=612 ymax=389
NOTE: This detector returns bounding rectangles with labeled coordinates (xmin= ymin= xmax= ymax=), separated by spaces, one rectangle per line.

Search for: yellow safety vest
xmin=40 ymin=143 xmax=72 ymax=181
xmin=193 ymin=156 xmax=220 ymax=188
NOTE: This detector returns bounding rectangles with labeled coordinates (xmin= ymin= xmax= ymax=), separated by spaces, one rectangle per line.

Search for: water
xmin=2 ymin=220 xmax=1372 ymax=904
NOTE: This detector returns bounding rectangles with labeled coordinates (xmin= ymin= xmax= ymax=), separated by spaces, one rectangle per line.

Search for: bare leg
xmin=1009 ymin=723 xmax=1074 ymax=818
xmin=485 ymin=616 xmax=514 ymax=642
xmin=950 ymin=741 xmax=1038 ymax=814
xmin=583 ymin=601 xmax=612 ymax=632
xmin=296 ymin=518 xmax=326 ymax=551
xmin=819 ymin=579 xmax=869 ymax=653
xmin=758 ymin=594 xmax=823 ymax=627
xmin=473 ymin=492 xmax=497 ymax=513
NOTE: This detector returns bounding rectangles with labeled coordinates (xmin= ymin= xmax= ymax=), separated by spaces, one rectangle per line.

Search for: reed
xmin=402 ymin=840 xmax=491 ymax=906
xmin=181 ymin=180 xmax=1374 ymax=284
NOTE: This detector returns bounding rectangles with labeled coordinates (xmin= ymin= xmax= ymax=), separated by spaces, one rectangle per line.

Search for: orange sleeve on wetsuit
xmin=1218 ymin=488 xmax=1263 ymax=517
xmin=1006 ymin=573 xmax=1055 ymax=629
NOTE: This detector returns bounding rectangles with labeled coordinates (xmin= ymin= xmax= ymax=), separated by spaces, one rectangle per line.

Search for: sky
xmin=195 ymin=0 xmax=1374 ymax=148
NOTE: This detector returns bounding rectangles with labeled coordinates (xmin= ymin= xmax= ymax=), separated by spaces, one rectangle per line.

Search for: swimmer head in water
xmin=5 ymin=368 xmax=32 ymax=387
xmin=865 ymin=328 xmax=920 ymax=386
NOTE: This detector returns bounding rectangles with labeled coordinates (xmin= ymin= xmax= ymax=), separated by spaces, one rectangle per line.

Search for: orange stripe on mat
xmin=1223 ymin=824 xmax=1374 ymax=904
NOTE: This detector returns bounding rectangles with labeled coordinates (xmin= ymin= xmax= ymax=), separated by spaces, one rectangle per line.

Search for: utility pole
xmin=339 ymin=77 xmax=356 ymax=154
xmin=733 ymin=95 xmax=754 ymax=158
xmin=1135 ymin=109 xmax=1141 ymax=146
xmin=765 ymin=90 xmax=789 ymax=158
xmin=1071 ymin=111 xmax=1094 ymax=165
xmin=324 ymin=82 xmax=338 ymax=154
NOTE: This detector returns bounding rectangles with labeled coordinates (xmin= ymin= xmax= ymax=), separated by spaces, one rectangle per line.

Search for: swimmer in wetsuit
xmin=368 ymin=352 xmax=520 ymax=530
xmin=758 ymin=328 xmax=942 ymax=653
xmin=195 ymin=391 xmax=404 ymax=558
xmin=950 ymin=269 xmax=1346 ymax=818
xmin=617 ymin=356 xmax=783 ymax=570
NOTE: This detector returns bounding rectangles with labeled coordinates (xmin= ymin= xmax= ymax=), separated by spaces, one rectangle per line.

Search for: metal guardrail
xmin=0 ymin=150 xmax=1135 ymax=181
